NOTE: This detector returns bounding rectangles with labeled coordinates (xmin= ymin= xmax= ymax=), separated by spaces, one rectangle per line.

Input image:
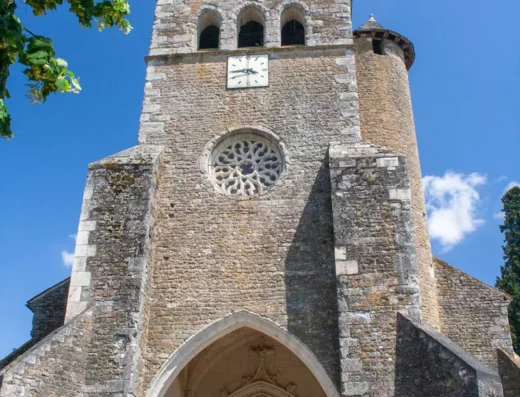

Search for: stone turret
xmin=354 ymin=15 xmax=440 ymax=327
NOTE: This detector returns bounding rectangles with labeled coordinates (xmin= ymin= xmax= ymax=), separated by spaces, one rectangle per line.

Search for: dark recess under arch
xmin=238 ymin=21 xmax=264 ymax=47
xmin=199 ymin=25 xmax=219 ymax=49
xmin=282 ymin=20 xmax=305 ymax=45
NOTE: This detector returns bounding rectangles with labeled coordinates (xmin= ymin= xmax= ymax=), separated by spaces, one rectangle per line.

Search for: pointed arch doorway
xmin=146 ymin=311 xmax=339 ymax=397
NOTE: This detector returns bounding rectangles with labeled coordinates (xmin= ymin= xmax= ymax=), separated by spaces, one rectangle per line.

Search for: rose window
xmin=210 ymin=135 xmax=283 ymax=197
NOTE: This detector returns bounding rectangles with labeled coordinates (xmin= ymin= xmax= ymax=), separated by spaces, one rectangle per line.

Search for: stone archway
xmin=146 ymin=310 xmax=339 ymax=397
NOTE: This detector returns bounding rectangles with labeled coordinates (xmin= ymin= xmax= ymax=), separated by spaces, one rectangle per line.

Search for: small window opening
xmin=372 ymin=39 xmax=384 ymax=55
xmin=281 ymin=6 xmax=305 ymax=46
xmin=238 ymin=7 xmax=265 ymax=48
xmin=199 ymin=25 xmax=219 ymax=49
xmin=282 ymin=20 xmax=305 ymax=45
xmin=198 ymin=11 xmax=220 ymax=50
xmin=239 ymin=21 xmax=264 ymax=47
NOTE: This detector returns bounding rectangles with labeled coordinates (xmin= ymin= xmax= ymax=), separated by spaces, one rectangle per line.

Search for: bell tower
xmin=61 ymin=1 xmax=423 ymax=396
xmin=136 ymin=0 xmax=363 ymax=390
xmin=2 ymin=4 xmax=517 ymax=397
xmin=131 ymin=0 xmax=367 ymax=394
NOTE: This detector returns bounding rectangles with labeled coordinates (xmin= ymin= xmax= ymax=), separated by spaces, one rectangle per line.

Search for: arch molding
xmin=145 ymin=310 xmax=340 ymax=397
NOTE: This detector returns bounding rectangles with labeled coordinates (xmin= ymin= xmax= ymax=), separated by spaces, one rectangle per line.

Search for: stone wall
xmin=0 ymin=279 xmax=71 ymax=372
xmin=28 ymin=278 xmax=70 ymax=341
xmin=138 ymin=45 xmax=360 ymax=396
xmin=329 ymin=142 xmax=421 ymax=396
xmin=497 ymin=349 xmax=520 ymax=397
xmin=435 ymin=258 xmax=513 ymax=366
xmin=150 ymin=0 xmax=353 ymax=56
xmin=395 ymin=313 xmax=504 ymax=397
xmin=140 ymin=47 xmax=360 ymax=145
xmin=0 ymin=309 xmax=91 ymax=397
xmin=354 ymin=36 xmax=440 ymax=328
xmin=64 ymin=145 xmax=163 ymax=397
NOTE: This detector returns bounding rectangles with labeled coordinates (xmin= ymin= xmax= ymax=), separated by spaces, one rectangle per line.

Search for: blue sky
xmin=0 ymin=0 xmax=519 ymax=358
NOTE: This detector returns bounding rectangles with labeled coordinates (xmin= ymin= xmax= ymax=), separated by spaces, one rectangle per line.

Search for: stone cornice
xmin=145 ymin=42 xmax=355 ymax=64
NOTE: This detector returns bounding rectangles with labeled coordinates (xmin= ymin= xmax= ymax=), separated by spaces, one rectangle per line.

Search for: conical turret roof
xmin=357 ymin=14 xmax=384 ymax=31
xmin=353 ymin=14 xmax=416 ymax=70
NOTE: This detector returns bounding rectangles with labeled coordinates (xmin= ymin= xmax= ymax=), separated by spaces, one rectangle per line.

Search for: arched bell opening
xmin=198 ymin=10 xmax=221 ymax=50
xmin=238 ymin=7 xmax=265 ymax=47
xmin=146 ymin=311 xmax=339 ymax=397
xmin=280 ymin=6 xmax=305 ymax=46
xmin=164 ymin=328 xmax=327 ymax=397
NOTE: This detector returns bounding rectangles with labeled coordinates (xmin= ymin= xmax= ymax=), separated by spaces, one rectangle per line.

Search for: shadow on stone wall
xmin=395 ymin=313 xmax=503 ymax=397
xmin=497 ymin=348 xmax=520 ymax=397
xmin=284 ymin=157 xmax=340 ymax=387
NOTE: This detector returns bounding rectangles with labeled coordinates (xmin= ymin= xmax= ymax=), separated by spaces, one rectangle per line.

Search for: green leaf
xmin=0 ymin=100 xmax=13 ymax=139
xmin=28 ymin=58 xmax=48 ymax=66
xmin=27 ymin=37 xmax=53 ymax=52
xmin=55 ymin=78 xmax=69 ymax=92
xmin=0 ymin=0 xmax=130 ymax=139
xmin=27 ymin=50 xmax=50 ymax=60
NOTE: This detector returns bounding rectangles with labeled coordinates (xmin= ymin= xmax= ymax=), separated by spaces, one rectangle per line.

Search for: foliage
xmin=0 ymin=0 xmax=131 ymax=139
xmin=496 ymin=186 xmax=520 ymax=354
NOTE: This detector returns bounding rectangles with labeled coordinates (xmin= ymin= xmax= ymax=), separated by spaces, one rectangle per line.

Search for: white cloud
xmin=423 ymin=172 xmax=487 ymax=251
xmin=61 ymin=250 xmax=75 ymax=267
xmin=494 ymin=211 xmax=504 ymax=220
xmin=504 ymin=181 xmax=520 ymax=194
xmin=60 ymin=234 xmax=77 ymax=267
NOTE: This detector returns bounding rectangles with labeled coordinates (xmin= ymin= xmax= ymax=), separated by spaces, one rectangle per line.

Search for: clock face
xmin=227 ymin=55 xmax=269 ymax=89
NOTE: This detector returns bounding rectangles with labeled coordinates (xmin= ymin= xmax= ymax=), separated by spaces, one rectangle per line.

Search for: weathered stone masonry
xmin=1 ymin=2 xmax=518 ymax=397
xmin=27 ymin=278 xmax=70 ymax=342
xmin=67 ymin=145 xmax=163 ymax=396
xmin=497 ymin=348 xmax=520 ymax=397
xmin=354 ymin=23 xmax=440 ymax=328
xmin=138 ymin=46 xmax=361 ymax=394
xmin=0 ymin=145 xmax=164 ymax=397
xmin=435 ymin=258 xmax=513 ymax=367
xmin=0 ymin=309 xmax=92 ymax=397
xmin=0 ymin=278 xmax=70 ymax=372
xmin=395 ymin=313 xmax=504 ymax=397
xmin=330 ymin=143 xmax=421 ymax=396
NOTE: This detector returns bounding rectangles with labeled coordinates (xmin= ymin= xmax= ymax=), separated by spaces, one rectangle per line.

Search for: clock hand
xmin=232 ymin=68 xmax=258 ymax=74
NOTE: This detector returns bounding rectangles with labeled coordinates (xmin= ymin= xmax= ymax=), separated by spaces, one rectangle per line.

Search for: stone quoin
xmin=1 ymin=3 xmax=519 ymax=397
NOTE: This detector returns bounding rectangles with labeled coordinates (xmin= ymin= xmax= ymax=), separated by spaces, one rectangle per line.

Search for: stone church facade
xmin=1 ymin=1 xmax=519 ymax=396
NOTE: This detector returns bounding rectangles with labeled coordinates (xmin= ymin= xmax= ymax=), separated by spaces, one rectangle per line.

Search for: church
xmin=1 ymin=0 xmax=519 ymax=396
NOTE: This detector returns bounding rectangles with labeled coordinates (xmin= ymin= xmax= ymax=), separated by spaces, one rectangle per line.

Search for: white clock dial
xmin=227 ymin=54 xmax=269 ymax=89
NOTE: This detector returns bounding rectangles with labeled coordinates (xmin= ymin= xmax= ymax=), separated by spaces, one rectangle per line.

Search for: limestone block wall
xmin=435 ymin=258 xmax=513 ymax=366
xmin=138 ymin=46 xmax=361 ymax=395
xmin=28 ymin=279 xmax=70 ymax=341
xmin=0 ymin=278 xmax=72 ymax=372
xmin=151 ymin=0 xmax=353 ymax=56
xmin=329 ymin=143 xmax=422 ymax=397
xmin=0 ymin=310 xmax=92 ymax=397
xmin=497 ymin=349 xmax=520 ymax=397
xmin=139 ymin=47 xmax=360 ymax=145
xmin=64 ymin=145 xmax=163 ymax=397
xmin=354 ymin=36 xmax=440 ymax=328
xmin=395 ymin=313 xmax=504 ymax=397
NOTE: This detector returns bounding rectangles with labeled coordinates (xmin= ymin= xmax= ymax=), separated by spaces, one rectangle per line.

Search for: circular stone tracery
xmin=210 ymin=134 xmax=283 ymax=197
